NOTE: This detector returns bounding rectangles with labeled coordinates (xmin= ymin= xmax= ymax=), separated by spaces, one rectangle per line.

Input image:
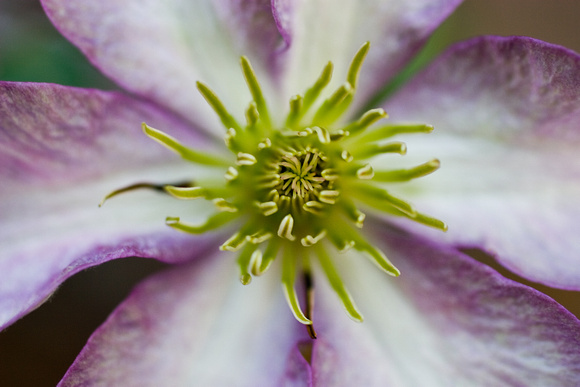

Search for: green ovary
xmin=109 ymin=42 xmax=446 ymax=329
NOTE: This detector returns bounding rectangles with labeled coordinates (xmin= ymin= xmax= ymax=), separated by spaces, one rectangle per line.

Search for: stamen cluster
xmin=103 ymin=42 xmax=446 ymax=332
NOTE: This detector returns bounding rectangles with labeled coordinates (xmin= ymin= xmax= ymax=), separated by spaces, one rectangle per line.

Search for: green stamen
xmin=245 ymin=102 xmax=260 ymax=128
xmin=286 ymin=95 xmax=303 ymax=130
xmin=166 ymin=212 xmax=238 ymax=234
xmin=343 ymin=108 xmax=388 ymax=136
xmin=196 ymin=82 xmax=242 ymax=132
xmin=103 ymin=41 xmax=446 ymax=332
xmin=373 ymin=159 xmax=441 ymax=182
xmin=302 ymin=61 xmax=334 ymax=116
xmin=282 ymin=248 xmax=312 ymax=325
xmin=348 ymin=183 xmax=417 ymax=217
xmin=340 ymin=198 xmax=366 ymax=228
xmin=240 ymin=56 xmax=271 ymax=128
xmin=347 ymin=41 xmax=370 ymax=89
xmin=142 ymin=123 xmax=230 ymax=166
xmin=328 ymin=41 xmax=371 ymax=117
xmin=337 ymin=225 xmax=400 ymax=276
xmin=238 ymin=243 xmax=259 ymax=285
xmin=165 ymin=186 xmax=206 ymax=199
xmin=249 ymin=249 xmax=264 ymax=276
xmin=353 ymin=123 xmax=434 ymax=144
xmin=259 ymin=237 xmax=282 ymax=274
xmin=221 ymin=231 xmax=247 ymax=252
xmin=412 ymin=212 xmax=448 ymax=232
xmin=312 ymin=82 xmax=353 ymax=126
xmin=349 ymin=141 xmax=407 ymax=159
xmin=213 ymin=198 xmax=238 ymax=212
xmin=315 ymin=244 xmax=363 ymax=322
xmin=165 ymin=185 xmax=232 ymax=200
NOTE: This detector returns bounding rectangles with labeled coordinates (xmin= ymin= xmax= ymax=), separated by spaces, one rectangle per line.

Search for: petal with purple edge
xmin=385 ymin=36 xmax=580 ymax=289
xmin=311 ymin=225 xmax=580 ymax=386
xmin=0 ymin=82 xmax=220 ymax=330
xmin=272 ymin=0 xmax=463 ymax=111
xmin=40 ymin=0 xmax=284 ymax=133
xmin=58 ymin=255 xmax=312 ymax=387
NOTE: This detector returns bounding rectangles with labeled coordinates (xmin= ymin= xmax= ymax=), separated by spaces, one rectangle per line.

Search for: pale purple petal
xmin=58 ymin=255 xmax=311 ymax=386
xmin=385 ymin=36 xmax=580 ymax=289
xmin=272 ymin=0 xmax=463 ymax=110
xmin=311 ymin=225 xmax=580 ymax=386
xmin=40 ymin=0 xmax=284 ymax=133
xmin=213 ymin=0 xmax=284 ymax=71
xmin=0 ymin=82 xmax=222 ymax=329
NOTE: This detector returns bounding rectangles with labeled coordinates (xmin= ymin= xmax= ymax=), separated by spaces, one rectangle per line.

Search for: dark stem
xmin=99 ymin=180 xmax=192 ymax=207
xmin=304 ymin=270 xmax=317 ymax=340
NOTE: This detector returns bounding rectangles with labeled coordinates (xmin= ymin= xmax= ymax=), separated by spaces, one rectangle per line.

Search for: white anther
xmin=250 ymin=250 xmax=264 ymax=276
xmin=355 ymin=211 xmax=366 ymax=228
xmin=277 ymin=214 xmax=296 ymax=241
xmin=220 ymin=232 xmax=246 ymax=251
xmin=303 ymin=200 xmax=325 ymax=215
xmin=339 ymin=240 xmax=355 ymax=253
xmin=213 ymin=198 xmax=238 ymax=212
xmin=258 ymin=138 xmax=272 ymax=149
xmin=319 ymin=190 xmax=340 ymax=204
xmin=225 ymin=166 xmax=239 ymax=181
xmin=297 ymin=127 xmax=313 ymax=137
xmin=330 ymin=130 xmax=349 ymax=141
xmin=256 ymin=201 xmax=278 ymax=216
xmin=314 ymin=126 xmax=331 ymax=143
xmin=301 ymin=230 xmax=327 ymax=247
xmin=224 ymin=128 xmax=237 ymax=148
xmin=266 ymin=189 xmax=280 ymax=202
xmin=341 ymin=150 xmax=353 ymax=162
xmin=321 ymin=168 xmax=339 ymax=181
xmin=357 ymin=164 xmax=374 ymax=180
xmin=236 ymin=152 xmax=257 ymax=166
xmin=246 ymin=230 xmax=273 ymax=244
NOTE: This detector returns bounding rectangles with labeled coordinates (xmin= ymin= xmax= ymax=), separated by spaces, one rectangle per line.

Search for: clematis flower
xmin=2 ymin=0 xmax=580 ymax=385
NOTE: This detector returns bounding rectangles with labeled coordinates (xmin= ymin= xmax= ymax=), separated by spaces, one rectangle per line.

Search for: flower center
xmin=101 ymin=42 xmax=446 ymax=338
xmin=276 ymin=149 xmax=328 ymax=199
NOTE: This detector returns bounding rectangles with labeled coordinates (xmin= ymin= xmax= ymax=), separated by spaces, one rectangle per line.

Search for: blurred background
xmin=1 ymin=1 xmax=579 ymax=385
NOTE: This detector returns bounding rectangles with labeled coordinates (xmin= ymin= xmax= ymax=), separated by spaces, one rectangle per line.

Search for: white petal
xmin=59 ymin=256 xmax=311 ymax=386
xmin=385 ymin=36 xmax=580 ymax=289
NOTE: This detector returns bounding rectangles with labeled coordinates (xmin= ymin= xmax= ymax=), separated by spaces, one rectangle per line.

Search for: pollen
xmin=100 ymin=42 xmax=447 ymax=338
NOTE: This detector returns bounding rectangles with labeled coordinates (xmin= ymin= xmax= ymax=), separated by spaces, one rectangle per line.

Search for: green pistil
xmin=101 ymin=42 xmax=447 ymax=334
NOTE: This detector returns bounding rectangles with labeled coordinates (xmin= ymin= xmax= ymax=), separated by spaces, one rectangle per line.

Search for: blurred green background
xmin=1 ymin=1 xmax=579 ymax=386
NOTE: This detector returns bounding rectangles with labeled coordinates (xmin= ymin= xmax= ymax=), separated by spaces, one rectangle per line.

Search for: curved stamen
xmin=282 ymin=248 xmax=312 ymax=325
xmin=143 ymin=123 xmax=231 ymax=166
xmin=237 ymin=243 xmax=259 ymax=285
xmin=196 ymin=81 xmax=242 ymax=131
xmin=241 ymin=56 xmax=271 ymax=127
xmin=165 ymin=212 xmax=238 ymax=234
xmin=315 ymin=244 xmax=363 ymax=322
xmin=301 ymin=61 xmax=334 ymax=119
xmin=373 ymin=159 xmax=441 ymax=182
xmin=346 ymin=41 xmax=370 ymax=89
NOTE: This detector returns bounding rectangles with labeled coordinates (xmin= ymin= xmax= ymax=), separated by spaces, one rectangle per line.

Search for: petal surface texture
xmin=40 ymin=0 xmax=463 ymax=129
xmin=272 ymin=0 xmax=463 ymax=109
xmin=386 ymin=37 xmax=580 ymax=289
xmin=312 ymin=226 xmax=580 ymax=386
xmin=0 ymin=82 xmax=220 ymax=329
xmin=58 ymin=256 xmax=312 ymax=387
xmin=40 ymin=0 xmax=282 ymax=133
